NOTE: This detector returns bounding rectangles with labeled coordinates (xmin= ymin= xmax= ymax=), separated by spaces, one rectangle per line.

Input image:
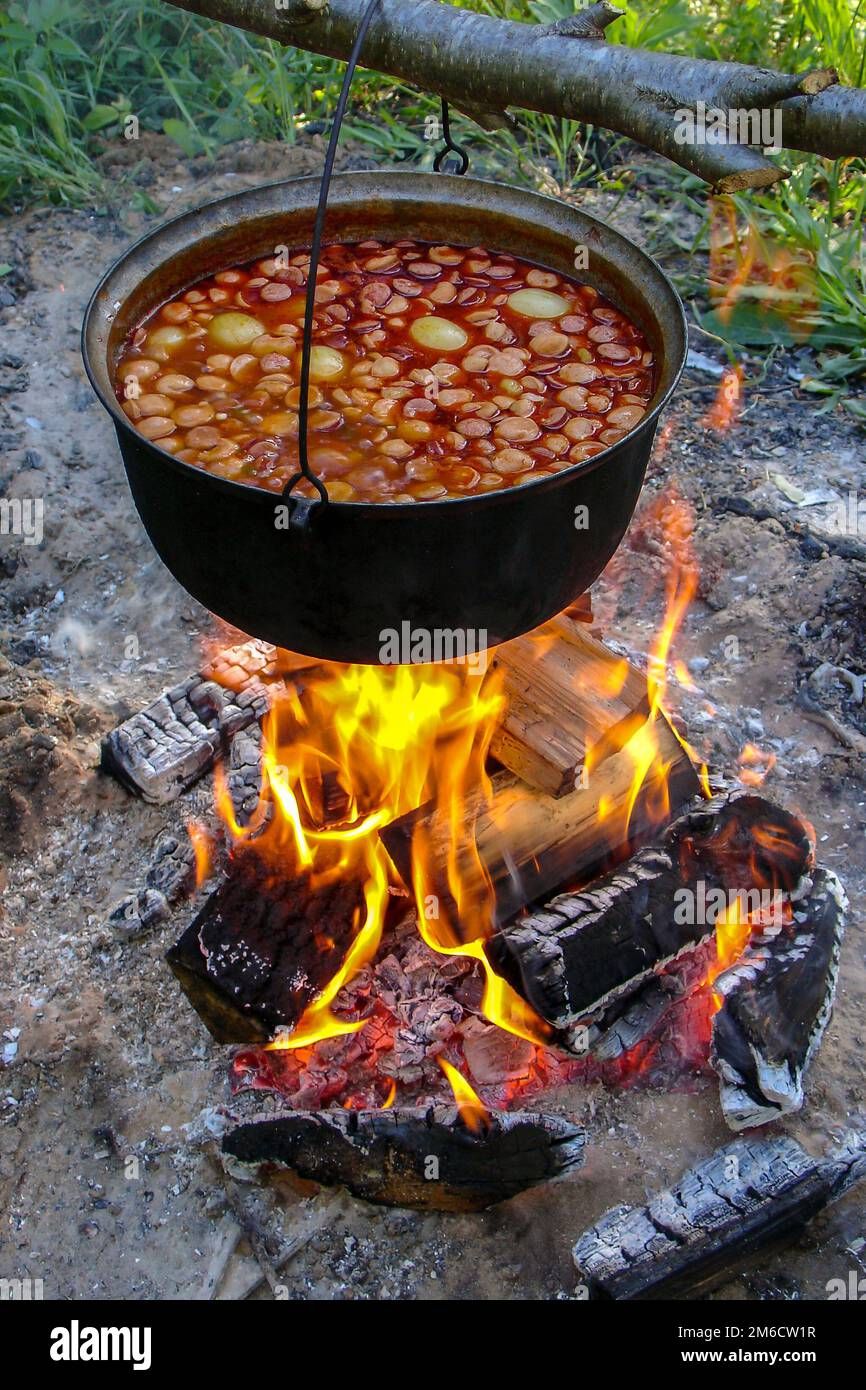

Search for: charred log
xmin=573 ymin=1128 xmax=866 ymax=1300
xmin=166 ymin=852 xmax=365 ymax=1042
xmin=489 ymin=791 xmax=813 ymax=1032
xmin=222 ymin=1105 xmax=585 ymax=1211
xmin=101 ymin=640 xmax=312 ymax=804
xmin=711 ymin=867 xmax=847 ymax=1130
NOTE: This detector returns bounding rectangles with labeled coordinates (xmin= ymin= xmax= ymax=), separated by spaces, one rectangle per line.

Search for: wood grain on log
xmin=489 ymin=791 xmax=813 ymax=1032
xmin=164 ymin=0 xmax=864 ymax=190
xmin=382 ymin=711 xmax=700 ymax=928
xmin=573 ymin=1128 xmax=866 ymax=1299
xmin=711 ymin=866 xmax=847 ymax=1130
xmin=222 ymin=1105 xmax=585 ymax=1211
xmin=490 ymin=616 xmax=650 ymax=797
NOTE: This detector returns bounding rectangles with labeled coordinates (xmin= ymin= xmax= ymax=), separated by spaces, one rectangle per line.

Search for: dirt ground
xmin=0 ymin=134 xmax=864 ymax=1301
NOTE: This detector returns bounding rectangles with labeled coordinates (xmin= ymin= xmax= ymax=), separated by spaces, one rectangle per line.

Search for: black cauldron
xmin=82 ymin=172 xmax=687 ymax=663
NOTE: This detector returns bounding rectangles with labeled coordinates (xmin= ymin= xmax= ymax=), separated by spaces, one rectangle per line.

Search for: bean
xmin=558 ymin=362 xmax=600 ymax=384
xmin=545 ymin=434 xmax=570 ymax=457
xmin=392 ymin=278 xmax=423 ymax=297
xmin=402 ymin=397 xmax=437 ymax=418
xmin=607 ymin=405 xmax=646 ymax=428
xmin=587 ymin=324 xmax=618 ymax=343
xmin=309 ymin=410 xmax=343 ymax=432
xmin=525 ymin=269 xmax=560 ymax=289
xmin=370 ymin=356 xmax=400 ymax=379
xmin=492 ymin=447 xmax=532 ymax=474
xmin=260 ymin=412 xmax=298 ymax=434
xmin=407 ymin=262 xmax=441 ymax=279
xmin=495 ymin=417 xmax=541 ymax=443
xmin=398 ymin=419 xmax=434 ymax=443
xmin=409 ymin=482 xmax=448 ymax=499
xmin=326 ymin=480 xmax=355 ymax=501
xmin=429 ymin=246 xmax=463 ymax=265
xmin=119 ymin=357 xmax=160 ymax=382
xmin=557 ymin=385 xmax=589 ymax=410
xmin=428 ymin=282 xmax=457 ymax=305
xmin=260 ymin=282 xmax=294 ymax=302
xmin=185 ymin=425 xmax=223 ymax=448
xmin=173 ymin=402 xmax=215 ymax=427
xmin=457 ymin=418 xmax=492 ymax=438
xmin=530 ymin=331 xmax=569 ymax=357
xmin=138 ymin=416 xmax=176 ymax=440
xmin=597 ymin=343 xmax=636 ymax=362
xmin=161 ymin=301 xmax=192 ymax=324
xmin=563 ymin=417 xmax=600 ymax=441
xmin=195 ymin=375 xmax=231 ymax=392
xmin=137 ymin=392 xmax=173 ymax=416
xmin=260 ymin=353 xmax=293 ymax=372
xmin=364 ymin=252 xmax=401 ymax=272
xmin=229 ymin=354 xmax=259 ymax=384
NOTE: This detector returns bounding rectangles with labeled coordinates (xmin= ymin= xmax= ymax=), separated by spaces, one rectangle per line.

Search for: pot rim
xmin=82 ymin=170 xmax=688 ymax=516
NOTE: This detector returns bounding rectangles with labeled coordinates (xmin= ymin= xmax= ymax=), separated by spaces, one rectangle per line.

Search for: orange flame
xmin=437 ymin=1058 xmax=490 ymax=1133
xmin=703 ymin=365 xmax=743 ymax=433
xmin=739 ymin=742 xmax=777 ymax=787
xmin=186 ymin=819 xmax=215 ymax=888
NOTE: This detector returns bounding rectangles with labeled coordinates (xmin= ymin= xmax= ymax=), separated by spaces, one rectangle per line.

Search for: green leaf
xmin=82 ymin=105 xmax=120 ymax=132
xmin=162 ymin=117 xmax=203 ymax=157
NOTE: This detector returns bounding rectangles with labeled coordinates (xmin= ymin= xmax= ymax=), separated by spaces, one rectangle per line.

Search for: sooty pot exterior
xmin=82 ymin=173 xmax=687 ymax=663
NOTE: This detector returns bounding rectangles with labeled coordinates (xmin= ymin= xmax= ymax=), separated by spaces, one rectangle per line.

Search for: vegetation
xmin=0 ymin=0 xmax=863 ymax=402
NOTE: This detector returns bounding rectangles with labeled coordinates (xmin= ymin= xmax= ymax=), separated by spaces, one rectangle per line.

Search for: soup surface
xmin=114 ymin=240 xmax=655 ymax=502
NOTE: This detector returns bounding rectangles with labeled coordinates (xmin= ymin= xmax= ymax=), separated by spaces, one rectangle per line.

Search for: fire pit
xmin=100 ymin=569 xmax=849 ymax=1242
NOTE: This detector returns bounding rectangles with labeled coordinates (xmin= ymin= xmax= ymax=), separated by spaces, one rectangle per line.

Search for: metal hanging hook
xmin=281 ymin=0 xmax=384 ymax=520
xmin=433 ymin=99 xmax=470 ymax=175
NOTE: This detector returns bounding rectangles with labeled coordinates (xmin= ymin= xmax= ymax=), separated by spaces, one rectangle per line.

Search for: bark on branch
xmin=164 ymin=0 xmax=865 ymax=191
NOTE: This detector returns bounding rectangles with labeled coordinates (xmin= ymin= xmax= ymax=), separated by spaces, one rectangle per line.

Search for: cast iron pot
xmin=82 ymin=172 xmax=687 ymax=663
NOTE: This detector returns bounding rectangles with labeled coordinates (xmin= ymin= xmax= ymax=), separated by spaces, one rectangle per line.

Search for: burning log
xmin=101 ymin=640 xmax=312 ymax=804
xmin=711 ymin=867 xmax=847 ymax=1130
xmin=487 ymin=792 xmax=813 ymax=1034
xmin=573 ymin=1128 xmax=866 ymax=1300
xmin=382 ymin=711 xmax=700 ymax=926
xmin=222 ymin=1106 xmax=585 ymax=1212
xmin=166 ymin=853 xmax=366 ymax=1042
xmin=490 ymin=616 xmax=649 ymax=797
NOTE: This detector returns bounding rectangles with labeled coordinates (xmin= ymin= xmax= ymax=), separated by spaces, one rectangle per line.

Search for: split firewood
xmin=166 ymin=852 xmax=366 ymax=1042
xmin=222 ymin=1106 xmax=586 ymax=1212
xmin=487 ymin=791 xmax=813 ymax=1035
xmin=711 ymin=866 xmax=847 ymax=1130
xmin=489 ymin=616 xmax=650 ymax=797
xmin=382 ymin=713 xmax=701 ymax=929
xmin=101 ymin=640 xmax=313 ymax=804
xmin=573 ymin=1128 xmax=866 ymax=1299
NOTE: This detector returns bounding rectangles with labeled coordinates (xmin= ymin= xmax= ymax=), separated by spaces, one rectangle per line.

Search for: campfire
xmin=102 ymin=497 xmax=847 ymax=1223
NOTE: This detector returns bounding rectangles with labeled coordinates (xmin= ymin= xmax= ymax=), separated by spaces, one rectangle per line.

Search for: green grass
xmin=0 ymin=0 xmax=863 ymax=409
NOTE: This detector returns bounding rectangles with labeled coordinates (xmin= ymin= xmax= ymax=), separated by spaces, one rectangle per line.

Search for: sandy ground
xmin=0 ymin=134 xmax=864 ymax=1301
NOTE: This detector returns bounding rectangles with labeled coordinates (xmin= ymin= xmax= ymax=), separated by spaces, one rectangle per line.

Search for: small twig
xmin=796 ymin=686 xmax=866 ymax=754
xmin=198 ymin=1212 xmax=242 ymax=1300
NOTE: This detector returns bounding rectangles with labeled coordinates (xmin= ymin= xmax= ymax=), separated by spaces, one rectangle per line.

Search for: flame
xmin=381 ymin=1078 xmax=397 ymax=1109
xmin=739 ymin=742 xmax=777 ymax=787
xmin=186 ymin=819 xmax=214 ymax=888
xmin=212 ymin=660 xmax=549 ymax=1049
xmin=437 ymin=1058 xmax=490 ymax=1133
xmin=703 ymin=365 xmax=743 ymax=433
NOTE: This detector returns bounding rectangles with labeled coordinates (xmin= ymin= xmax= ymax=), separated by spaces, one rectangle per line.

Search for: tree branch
xmin=164 ymin=0 xmax=866 ymax=191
